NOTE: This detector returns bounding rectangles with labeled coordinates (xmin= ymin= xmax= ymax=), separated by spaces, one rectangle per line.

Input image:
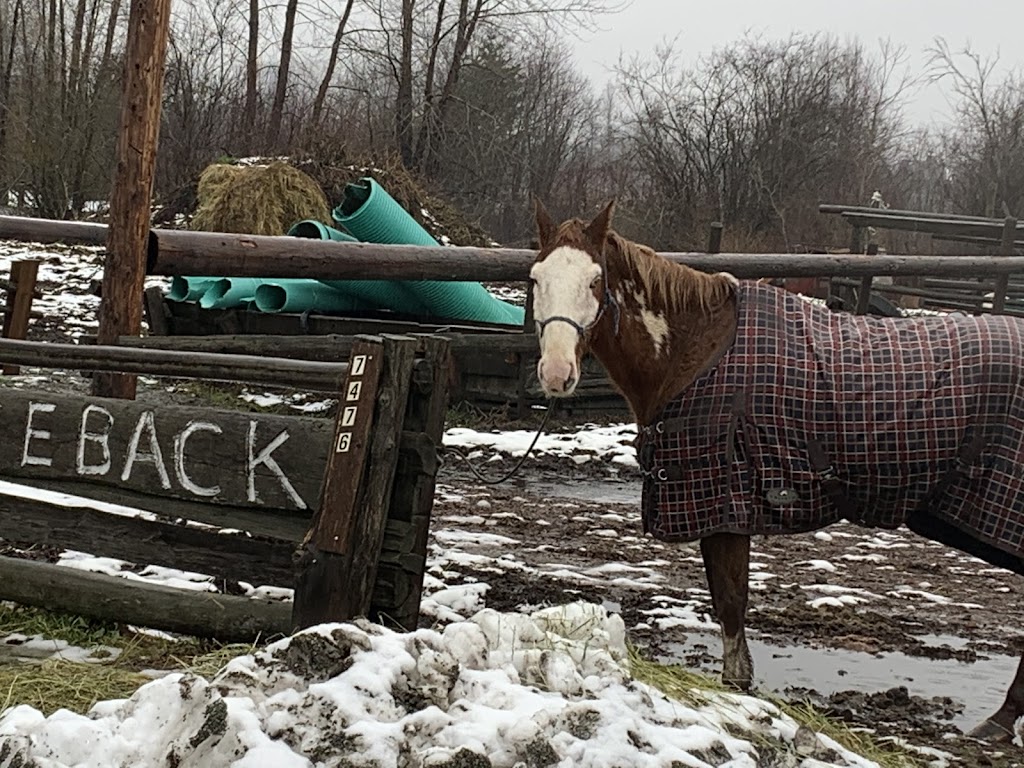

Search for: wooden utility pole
xmin=93 ymin=0 xmax=172 ymax=399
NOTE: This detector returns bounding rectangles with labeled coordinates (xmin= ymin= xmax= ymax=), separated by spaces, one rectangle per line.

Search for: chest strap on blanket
xmin=806 ymin=439 xmax=860 ymax=520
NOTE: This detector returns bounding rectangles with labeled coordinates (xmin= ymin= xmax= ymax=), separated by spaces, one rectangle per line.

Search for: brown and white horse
xmin=528 ymin=199 xmax=1024 ymax=742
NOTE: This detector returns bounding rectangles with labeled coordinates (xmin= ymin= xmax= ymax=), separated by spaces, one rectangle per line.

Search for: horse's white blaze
xmin=531 ymin=246 xmax=601 ymax=395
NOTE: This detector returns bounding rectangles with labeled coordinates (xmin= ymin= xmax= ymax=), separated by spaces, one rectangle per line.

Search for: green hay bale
xmin=190 ymin=161 xmax=331 ymax=235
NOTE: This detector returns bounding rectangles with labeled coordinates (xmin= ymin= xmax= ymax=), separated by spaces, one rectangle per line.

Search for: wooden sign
xmin=0 ymin=389 xmax=331 ymax=511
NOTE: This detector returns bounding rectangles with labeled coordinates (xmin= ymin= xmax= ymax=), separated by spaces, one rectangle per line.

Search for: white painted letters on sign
xmin=346 ymin=381 xmax=362 ymax=401
xmin=246 ymin=421 xmax=306 ymax=509
xmin=121 ymin=411 xmax=172 ymax=490
xmin=22 ymin=401 xmax=56 ymax=467
xmin=335 ymin=432 xmax=352 ymax=453
xmin=173 ymin=421 xmax=223 ymax=497
xmin=351 ymin=354 xmax=368 ymax=376
xmin=77 ymin=404 xmax=113 ymax=476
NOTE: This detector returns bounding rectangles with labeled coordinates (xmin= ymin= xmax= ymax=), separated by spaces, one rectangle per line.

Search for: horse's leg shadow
xmin=971 ymin=653 xmax=1024 ymax=742
xmin=701 ymin=532 xmax=753 ymax=690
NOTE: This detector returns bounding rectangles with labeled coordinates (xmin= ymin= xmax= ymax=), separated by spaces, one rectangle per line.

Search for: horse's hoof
xmin=968 ymin=718 xmax=1015 ymax=743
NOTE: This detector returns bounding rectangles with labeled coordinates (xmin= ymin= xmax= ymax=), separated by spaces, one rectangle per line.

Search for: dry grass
xmin=0 ymin=605 xmax=255 ymax=717
xmin=190 ymin=160 xmax=331 ymax=235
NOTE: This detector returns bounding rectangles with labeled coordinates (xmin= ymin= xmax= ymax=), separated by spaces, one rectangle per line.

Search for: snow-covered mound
xmin=0 ymin=602 xmax=876 ymax=767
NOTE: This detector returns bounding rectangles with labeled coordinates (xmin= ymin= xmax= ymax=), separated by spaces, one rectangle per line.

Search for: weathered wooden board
xmin=293 ymin=336 xmax=417 ymax=629
xmin=0 ymin=554 xmax=291 ymax=642
xmin=0 ymin=389 xmax=331 ymax=512
xmin=372 ymin=336 xmax=452 ymax=630
xmin=0 ymin=482 xmax=295 ymax=587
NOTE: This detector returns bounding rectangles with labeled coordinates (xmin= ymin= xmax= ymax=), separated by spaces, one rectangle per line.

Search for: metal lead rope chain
xmin=441 ymin=401 xmax=557 ymax=485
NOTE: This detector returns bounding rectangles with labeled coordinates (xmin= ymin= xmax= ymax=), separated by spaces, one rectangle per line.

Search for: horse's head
xmin=529 ymin=199 xmax=618 ymax=397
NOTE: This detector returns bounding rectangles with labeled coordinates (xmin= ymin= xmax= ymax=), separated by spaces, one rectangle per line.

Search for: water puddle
xmin=661 ymin=633 xmax=1018 ymax=731
xmin=526 ymin=478 xmax=640 ymax=506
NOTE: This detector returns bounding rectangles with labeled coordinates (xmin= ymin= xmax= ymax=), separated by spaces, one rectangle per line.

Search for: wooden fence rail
xmin=9 ymin=214 xmax=1024 ymax=280
xmin=0 ymin=337 xmax=347 ymax=390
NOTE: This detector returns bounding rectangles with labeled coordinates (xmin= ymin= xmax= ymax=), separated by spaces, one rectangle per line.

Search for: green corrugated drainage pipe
xmin=167 ymin=276 xmax=219 ymax=302
xmin=198 ymin=278 xmax=264 ymax=309
xmin=331 ymin=179 xmax=524 ymax=326
xmin=253 ymin=281 xmax=371 ymax=314
xmin=286 ymin=219 xmax=430 ymax=315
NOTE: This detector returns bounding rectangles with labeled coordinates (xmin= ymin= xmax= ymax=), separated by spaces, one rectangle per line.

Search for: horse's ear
xmin=584 ymin=200 xmax=616 ymax=249
xmin=534 ymin=197 xmax=557 ymax=248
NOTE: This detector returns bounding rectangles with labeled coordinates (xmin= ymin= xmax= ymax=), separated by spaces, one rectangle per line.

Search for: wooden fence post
xmin=856 ymin=243 xmax=879 ymax=315
xmin=93 ymin=0 xmax=172 ymax=400
xmin=706 ymin=222 xmax=724 ymax=255
xmin=991 ymin=216 xmax=1017 ymax=314
xmin=2 ymin=259 xmax=40 ymax=375
xmin=292 ymin=335 xmax=417 ymax=629
xmin=371 ymin=335 xmax=451 ymax=630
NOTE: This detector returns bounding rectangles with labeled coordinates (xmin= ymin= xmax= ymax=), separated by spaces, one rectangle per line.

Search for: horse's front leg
xmin=700 ymin=532 xmax=753 ymax=690
xmin=971 ymin=652 xmax=1024 ymax=742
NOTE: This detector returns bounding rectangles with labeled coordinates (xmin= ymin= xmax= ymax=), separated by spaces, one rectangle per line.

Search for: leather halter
xmin=535 ymin=244 xmax=621 ymax=339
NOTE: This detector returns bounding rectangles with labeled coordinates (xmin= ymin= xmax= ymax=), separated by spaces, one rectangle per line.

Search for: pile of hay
xmin=189 ymin=161 xmax=331 ymax=235
xmin=153 ymin=153 xmax=495 ymax=247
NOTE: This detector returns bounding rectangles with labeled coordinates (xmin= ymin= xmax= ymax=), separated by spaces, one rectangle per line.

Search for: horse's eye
xmin=591 ymin=275 xmax=602 ymax=289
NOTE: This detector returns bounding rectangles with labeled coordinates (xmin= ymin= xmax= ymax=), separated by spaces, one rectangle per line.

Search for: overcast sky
xmin=569 ymin=0 xmax=1023 ymax=127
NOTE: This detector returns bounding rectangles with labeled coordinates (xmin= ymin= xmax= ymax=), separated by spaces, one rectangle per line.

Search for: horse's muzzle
xmin=537 ymin=356 xmax=578 ymax=396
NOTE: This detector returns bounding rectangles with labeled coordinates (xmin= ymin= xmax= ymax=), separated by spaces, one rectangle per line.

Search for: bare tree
xmin=310 ymin=0 xmax=355 ymax=128
xmin=266 ymin=0 xmax=298 ymax=149
xmin=375 ymin=0 xmax=618 ymax=172
xmin=927 ymin=39 xmax=1024 ymax=218
xmin=615 ymin=33 xmax=912 ymax=250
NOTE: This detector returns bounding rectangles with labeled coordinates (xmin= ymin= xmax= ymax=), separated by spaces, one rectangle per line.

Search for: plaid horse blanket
xmin=637 ymin=281 xmax=1024 ymax=569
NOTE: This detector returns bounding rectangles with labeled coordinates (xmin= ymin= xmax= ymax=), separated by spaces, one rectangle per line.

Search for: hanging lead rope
xmin=441 ymin=401 xmax=557 ymax=485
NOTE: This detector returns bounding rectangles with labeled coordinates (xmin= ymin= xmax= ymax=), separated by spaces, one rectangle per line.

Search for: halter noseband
xmin=535 ymin=247 xmax=621 ymax=339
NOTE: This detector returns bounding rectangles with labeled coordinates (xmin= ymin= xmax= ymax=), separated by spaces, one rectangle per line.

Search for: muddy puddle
xmin=662 ymin=631 xmax=1017 ymax=731
xmin=521 ymin=478 xmax=640 ymax=506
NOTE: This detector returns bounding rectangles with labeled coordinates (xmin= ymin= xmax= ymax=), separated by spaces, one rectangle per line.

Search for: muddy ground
xmin=434 ymin=453 xmax=1024 ymax=767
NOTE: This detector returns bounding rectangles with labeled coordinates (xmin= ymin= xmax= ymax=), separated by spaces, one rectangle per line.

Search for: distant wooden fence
xmin=820 ymin=203 xmax=1023 ymax=315
xmin=0 ymin=333 xmax=451 ymax=641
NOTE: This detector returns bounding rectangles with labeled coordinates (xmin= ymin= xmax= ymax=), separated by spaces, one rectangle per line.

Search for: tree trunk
xmin=0 ymin=0 xmax=22 ymax=192
xmin=395 ymin=0 xmax=415 ymax=166
xmin=311 ymin=0 xmax=355 ymax=128
xmin=243 ymin=0 xmax=259 ymax=144
xmin=267 ymin=0 xmax=298 ymax=150
xmin=415 ymin=0 xmax=483 ymax=173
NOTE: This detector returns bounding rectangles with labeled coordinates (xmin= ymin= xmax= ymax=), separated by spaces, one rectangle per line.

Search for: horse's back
xmin=640 ymin=282 xmax=1024 ymax=567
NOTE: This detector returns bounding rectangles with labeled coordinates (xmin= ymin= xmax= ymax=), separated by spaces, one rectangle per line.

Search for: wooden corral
xmin=821 ymin=203 xmax=1024 ymax=315
xmin=0 ymin=333 xmax=451 ymax=640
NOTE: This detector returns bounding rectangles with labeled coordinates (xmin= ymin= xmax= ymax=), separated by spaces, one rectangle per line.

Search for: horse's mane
xmin=605 ymin=229 xmax=733 ymax=313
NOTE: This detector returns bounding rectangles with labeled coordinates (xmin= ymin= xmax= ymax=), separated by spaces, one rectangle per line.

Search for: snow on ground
xmin=444 ymin=423 xmax=639 ymax=468
xmin=0 ymin=602 xmax=879 ymax=768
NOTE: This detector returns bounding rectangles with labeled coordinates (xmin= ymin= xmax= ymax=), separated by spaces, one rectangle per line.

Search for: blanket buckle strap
xmin=807 ymin=439 xmax=860 ymax=520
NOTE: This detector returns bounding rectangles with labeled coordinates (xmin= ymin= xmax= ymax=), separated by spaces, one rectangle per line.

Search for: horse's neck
xmin=590 ymin=269 xmax=738 ymax=426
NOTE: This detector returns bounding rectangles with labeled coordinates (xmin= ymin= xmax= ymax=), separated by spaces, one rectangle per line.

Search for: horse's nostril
xmin=563 ymin=375 xmax=577 ymax=391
